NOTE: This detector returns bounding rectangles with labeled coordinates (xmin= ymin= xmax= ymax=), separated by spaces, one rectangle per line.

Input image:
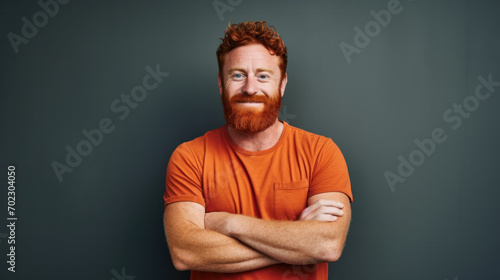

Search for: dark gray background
xmin=1 ymin=0 xmax=499 ymax=279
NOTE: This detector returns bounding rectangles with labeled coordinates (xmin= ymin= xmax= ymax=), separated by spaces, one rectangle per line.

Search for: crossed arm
xmin=163 ymin=191 xmax=351 ymax=273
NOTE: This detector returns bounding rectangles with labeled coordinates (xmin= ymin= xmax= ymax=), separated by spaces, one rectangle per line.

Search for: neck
xmin=227 ymin=120 xmax=284 ymax=152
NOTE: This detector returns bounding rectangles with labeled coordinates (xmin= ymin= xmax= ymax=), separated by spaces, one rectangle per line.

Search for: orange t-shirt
xmin=164 ymin=121 xmax=352 ymax=280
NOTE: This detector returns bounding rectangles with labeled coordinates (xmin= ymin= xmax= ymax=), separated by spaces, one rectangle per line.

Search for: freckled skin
xmin=219 ymin=44 xmax=286 ymax=103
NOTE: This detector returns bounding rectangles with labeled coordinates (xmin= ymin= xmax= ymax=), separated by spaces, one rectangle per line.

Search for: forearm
xmin=226 ymin=216 xmax=341 ymax=265
xmin=164 ymin=204 xmax=279 ymax=273
xmin=204 ymin=194 xmax=352 ymax=265
xmin=170 ymin=227 xmax=279 ymax=272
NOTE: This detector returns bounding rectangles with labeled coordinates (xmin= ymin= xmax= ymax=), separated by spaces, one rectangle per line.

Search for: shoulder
xmin=285 ymin=123 xmax=340 ymax=154
xmin=170 ymin=125 xmax=226 ymax=160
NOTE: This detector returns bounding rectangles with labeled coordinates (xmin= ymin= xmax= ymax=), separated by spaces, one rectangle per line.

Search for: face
xmin=218 ymin=44 xmax=287 ymax=134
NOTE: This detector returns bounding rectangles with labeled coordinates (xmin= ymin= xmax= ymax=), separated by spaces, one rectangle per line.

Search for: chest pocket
xmin=273 ymin=179 xmax=309 ymax=220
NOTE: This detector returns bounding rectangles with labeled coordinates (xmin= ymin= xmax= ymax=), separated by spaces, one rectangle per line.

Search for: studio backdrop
xmin=1 ymin=0 xmax=499 ymax=279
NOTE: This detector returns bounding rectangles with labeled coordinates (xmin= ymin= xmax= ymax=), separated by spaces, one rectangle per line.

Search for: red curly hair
xmin=216 ymin=21 xmax=288 ymax=79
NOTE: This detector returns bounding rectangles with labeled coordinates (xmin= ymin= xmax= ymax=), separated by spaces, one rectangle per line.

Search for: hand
xmin=298 ymin=199 xmax=344 ymax=222
xmin=204 ymin=212 xmax=233 ymax=236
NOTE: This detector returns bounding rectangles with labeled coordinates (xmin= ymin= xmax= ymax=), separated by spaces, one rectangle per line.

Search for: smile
xmin=236 ymin=101 xmax=263 ymax=104
xmin=236 ymin=102 xmax=264 ymax=106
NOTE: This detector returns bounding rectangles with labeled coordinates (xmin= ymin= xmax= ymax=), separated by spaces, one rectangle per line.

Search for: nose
xmin=242 ymin=76 xmax=258 ymax=95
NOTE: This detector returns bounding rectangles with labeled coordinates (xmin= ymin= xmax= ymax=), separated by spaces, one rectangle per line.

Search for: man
xmin=163 ymin=21 xmax=353 ymax=279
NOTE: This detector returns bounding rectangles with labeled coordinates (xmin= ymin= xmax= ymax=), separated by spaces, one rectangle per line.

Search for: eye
xmin=233 ymin=73 xmax=244 ymax=79
xmin=258 ymin=74 xmax=268 ymax=79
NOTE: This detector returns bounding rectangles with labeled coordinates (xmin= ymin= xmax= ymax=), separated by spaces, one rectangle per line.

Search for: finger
xmin=303 ymin=200 xmax=331 ymax=214
xmin=299 ymin=208 xmax=309 ymax=219
xmin=302 ymin=212 xmax=339 ymax=222
xmin=309 ymin=205 xmax=344 ymax=217
xmin=304 ymin=200 xmax=343 ymax=215
xmin=319 ymin=205 xmax=344 ymax=216
xmin=316 ymin=199 xmax=344 ymax=208
xmin=299 ymin=200 xmax=344 ymax=221
xmin=318 ymin=214 xmax=338 ymax=222
xmin=302 ymin=205 xmax=344 ymax=221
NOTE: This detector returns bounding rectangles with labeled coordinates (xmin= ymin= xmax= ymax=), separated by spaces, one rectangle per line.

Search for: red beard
xmin=221 ymin=89 xmax=282 ymax=134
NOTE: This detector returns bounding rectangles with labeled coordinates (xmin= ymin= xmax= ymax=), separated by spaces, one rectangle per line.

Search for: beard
xmin=221 ymin=88 xmax=282 ymax=134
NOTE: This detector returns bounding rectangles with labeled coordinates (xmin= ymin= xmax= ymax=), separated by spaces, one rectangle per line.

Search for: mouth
xmin=236 ymin=101 xmax=264 ymax=106
xmin=237 ymin=101 xmax=263 ymax=103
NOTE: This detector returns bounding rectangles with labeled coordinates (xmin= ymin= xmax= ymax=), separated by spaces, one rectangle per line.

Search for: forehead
xmin=223 ymin=44 xmax=280 ymax=71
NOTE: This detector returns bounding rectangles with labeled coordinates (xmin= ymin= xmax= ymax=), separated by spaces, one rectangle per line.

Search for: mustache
xmin=230 ymin=94 xmax=270 ymax=103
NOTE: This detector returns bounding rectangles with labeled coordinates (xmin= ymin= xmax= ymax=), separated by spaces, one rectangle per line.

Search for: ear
xmin=280 ymin=73 xmax=287 ymax=97
xmin=218 ymin=73 xmax=223 ymax=95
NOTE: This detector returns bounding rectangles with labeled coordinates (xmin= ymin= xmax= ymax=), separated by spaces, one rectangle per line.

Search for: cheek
xmin=262 ymin=83 xmax=280 ymax=95
xmin=224 ymin=80 xmax=243 ymax=93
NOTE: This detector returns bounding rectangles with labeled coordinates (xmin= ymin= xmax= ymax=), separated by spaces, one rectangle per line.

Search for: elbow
xmin=316 ymin=240 xmax=344 ymax=263
xmin=169 ymin=248 xmax=195 ymax=271
xmin=325 ymin=248 xmax=342 ymax=263
xmin=171 ymin=256 xmax=189 ymax=271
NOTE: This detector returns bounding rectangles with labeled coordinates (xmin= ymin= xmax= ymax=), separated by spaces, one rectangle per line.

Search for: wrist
xmin=225 ymin=213 xmax=237 ymax=237
xmin=226 ymin=213 xmax=248 ymax=238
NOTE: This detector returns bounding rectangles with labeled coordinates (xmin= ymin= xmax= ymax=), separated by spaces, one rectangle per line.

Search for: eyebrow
xmin=228 ymin=68 xmax=275 ymax=75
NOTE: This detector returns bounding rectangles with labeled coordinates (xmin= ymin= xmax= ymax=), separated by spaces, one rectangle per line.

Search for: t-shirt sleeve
xmin=164 ymin=142 xmax=205 ymax=208
xmin=309 ymin=138 xmax=353 ymax=202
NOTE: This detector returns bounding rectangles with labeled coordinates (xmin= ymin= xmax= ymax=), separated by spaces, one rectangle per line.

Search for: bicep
xmin=164 ymin=201 xmax=205 ymax=243
xmin=308 ymin=191 xmax=351 ymax=233
xmin=308 ymin=191 xmax=350 ymax=208
xmin=164 ymin=201 xmax=278 ymax=271
xmin=163 ymin=201 xmax=208 ymax=270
